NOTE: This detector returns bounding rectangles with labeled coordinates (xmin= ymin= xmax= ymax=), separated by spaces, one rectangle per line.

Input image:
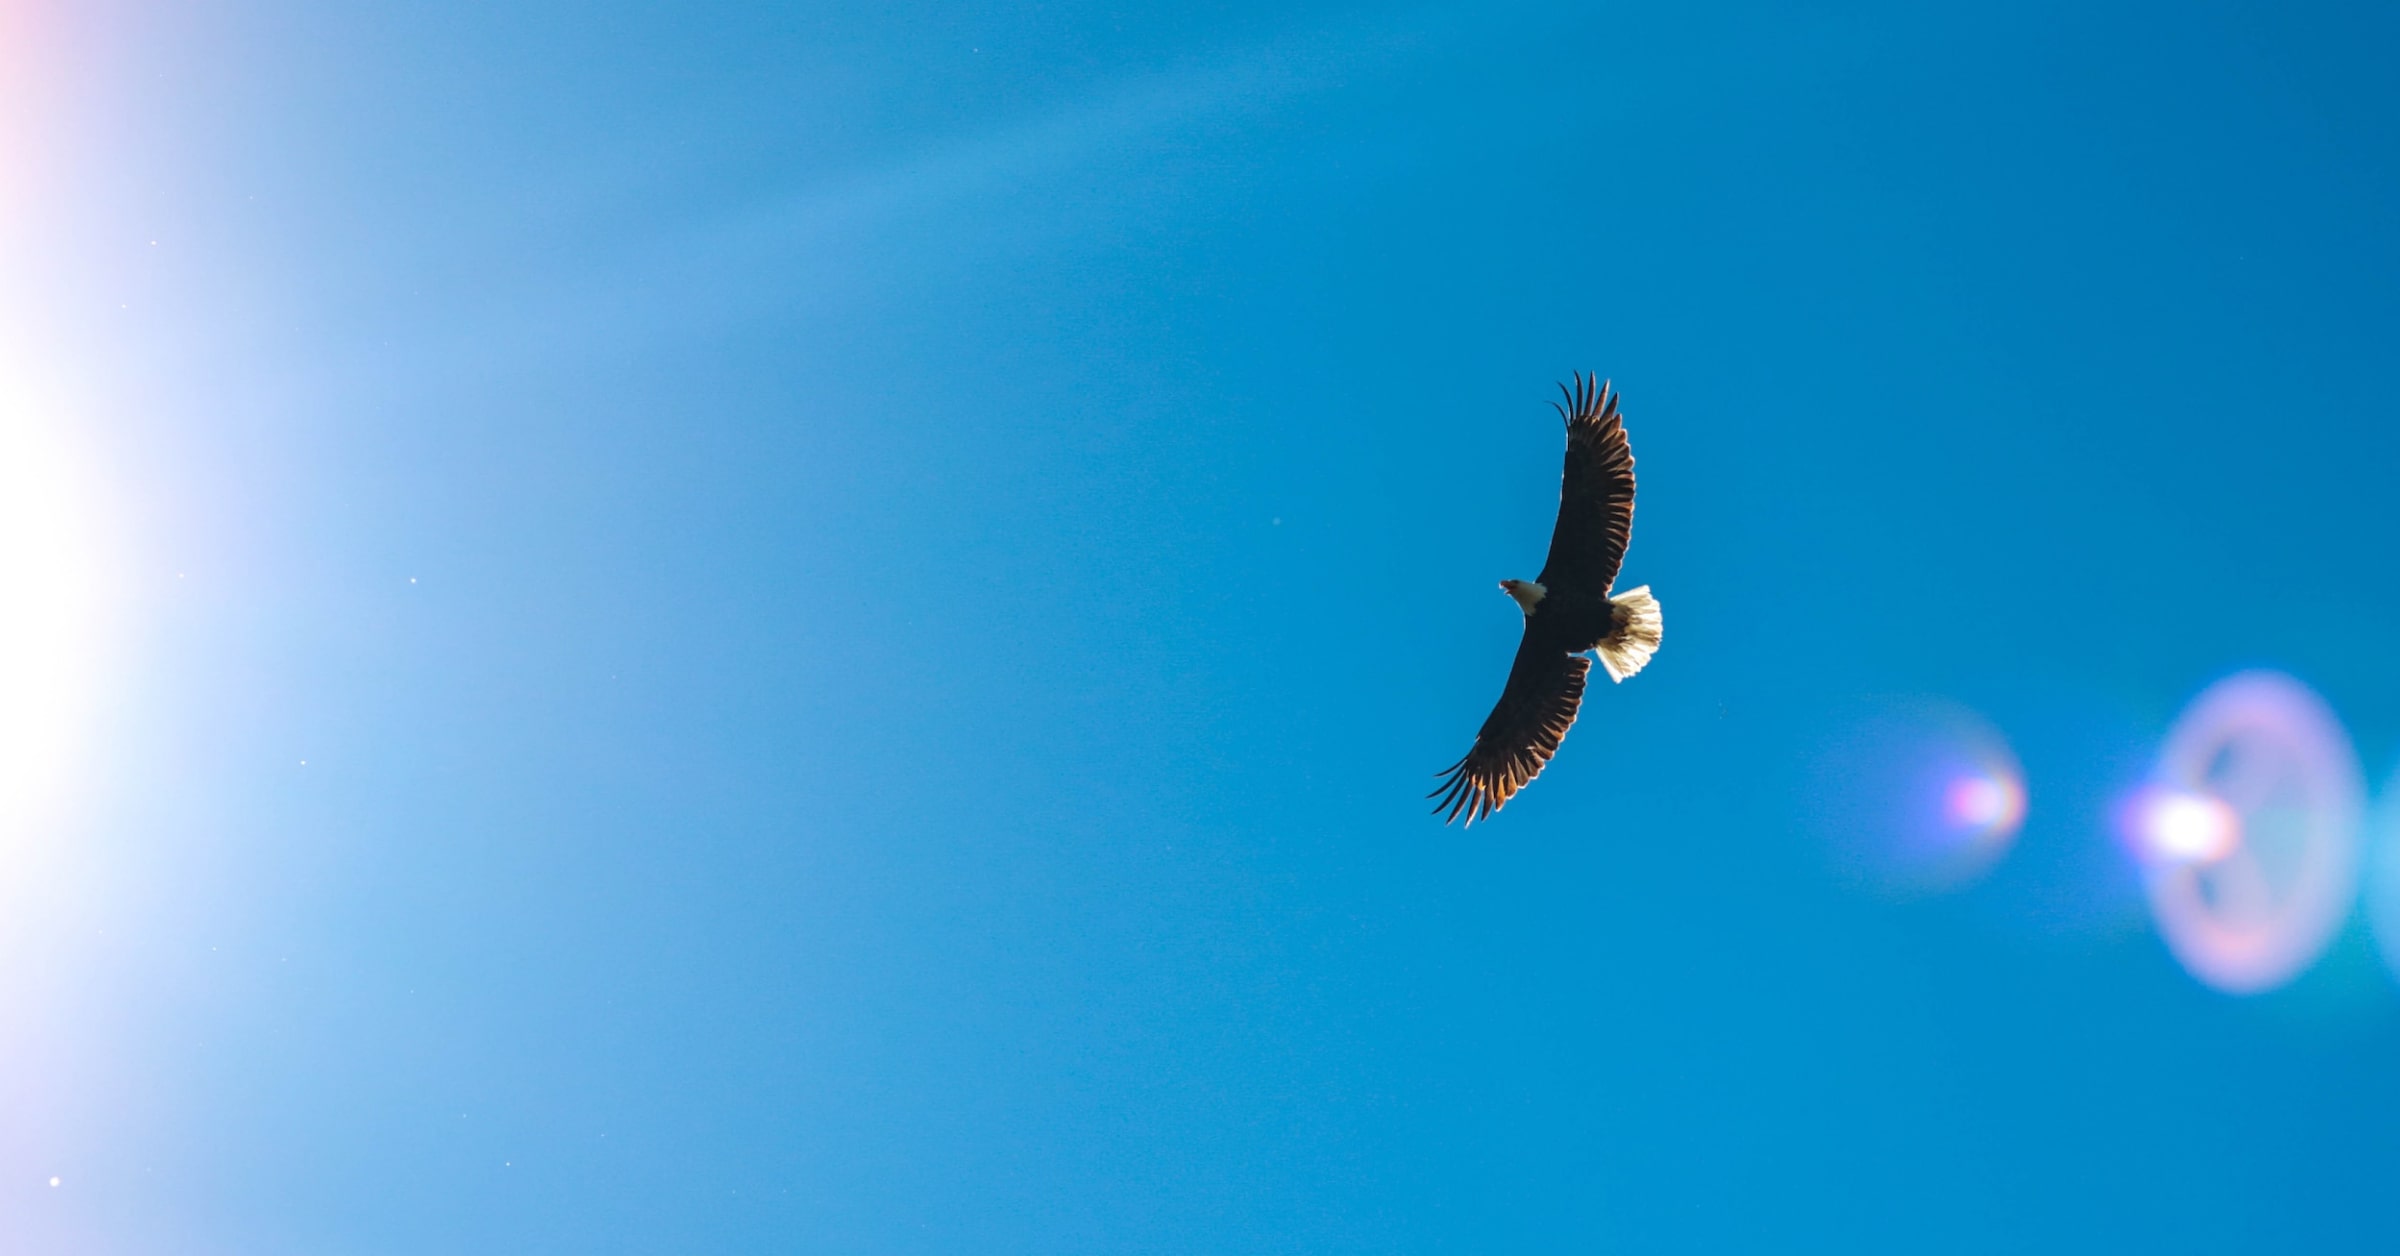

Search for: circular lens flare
xmin=1807 ymin=698 xmax=2028 ymax=897
xmin=2364 ymin=770 xmax=2400 ymax=991
xmin=2126 ymin=672 xmax=2361 ymax=994
xmin=1945 ymin=774 xmax=2026 ymax=833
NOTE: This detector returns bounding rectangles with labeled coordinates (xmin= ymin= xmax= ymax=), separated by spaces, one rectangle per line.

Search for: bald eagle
xmin=1432 ymin=374 xmax=1663 ymax=825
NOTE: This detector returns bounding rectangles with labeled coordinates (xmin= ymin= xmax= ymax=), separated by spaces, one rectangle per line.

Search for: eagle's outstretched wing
xmin=1534 ymin=373 xmax=1636 ymax=599
xmin=1430 ymin=630 xmax=1591 ymax=825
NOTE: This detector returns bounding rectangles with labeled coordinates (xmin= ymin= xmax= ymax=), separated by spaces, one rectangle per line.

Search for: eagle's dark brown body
xmin=1525 ymin=589 xmax=1618 ymax=653
xmin=1431 ymin=374 xmax=1662 ymax=825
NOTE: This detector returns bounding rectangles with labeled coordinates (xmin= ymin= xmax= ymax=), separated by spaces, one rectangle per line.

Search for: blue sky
xmin=6 ymin=1 xmax=2400 ymax=1251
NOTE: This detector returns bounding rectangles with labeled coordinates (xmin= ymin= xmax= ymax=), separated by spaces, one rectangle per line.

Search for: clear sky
xmin=6 ymin=1 xmax=2400 ymax=1251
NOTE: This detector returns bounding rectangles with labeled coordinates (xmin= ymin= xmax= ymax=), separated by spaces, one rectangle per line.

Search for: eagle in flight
xmin=1432 ymin=373 xmax=1663 ymax=825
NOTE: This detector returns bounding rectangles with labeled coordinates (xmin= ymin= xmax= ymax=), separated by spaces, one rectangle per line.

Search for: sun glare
xmin=0 ymin=413 xmax=108 ymax=831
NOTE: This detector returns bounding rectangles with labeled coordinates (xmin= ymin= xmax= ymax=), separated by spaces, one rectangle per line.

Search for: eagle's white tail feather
xmin=1596 ymin=585 xmax=1662 ymax=683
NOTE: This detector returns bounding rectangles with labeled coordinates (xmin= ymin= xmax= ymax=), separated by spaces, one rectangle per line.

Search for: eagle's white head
xmin=1499 ymin=579 xmax=1547 ymax=614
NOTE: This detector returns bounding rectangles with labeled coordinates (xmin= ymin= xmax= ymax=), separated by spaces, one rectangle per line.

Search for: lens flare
xmin=1945 ymin=774 xmax=2026 ymax=832
xmin=2125 ymin=672 xmax=2361 ymax=994
xmin=2361 ymin=770 xmax=2400 ymax=991
xmin=2122 ymin=787 xmax=2241 ymax=864
xmin=1807 ymin=698 xmax=2028 ymax=897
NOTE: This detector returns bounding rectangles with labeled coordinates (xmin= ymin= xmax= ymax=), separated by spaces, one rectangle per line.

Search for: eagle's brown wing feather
xmin=1430 ymin=632 xmax=1591 ymax=825
xmin=1535 ymin=373 xmax=1636 ymax=599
